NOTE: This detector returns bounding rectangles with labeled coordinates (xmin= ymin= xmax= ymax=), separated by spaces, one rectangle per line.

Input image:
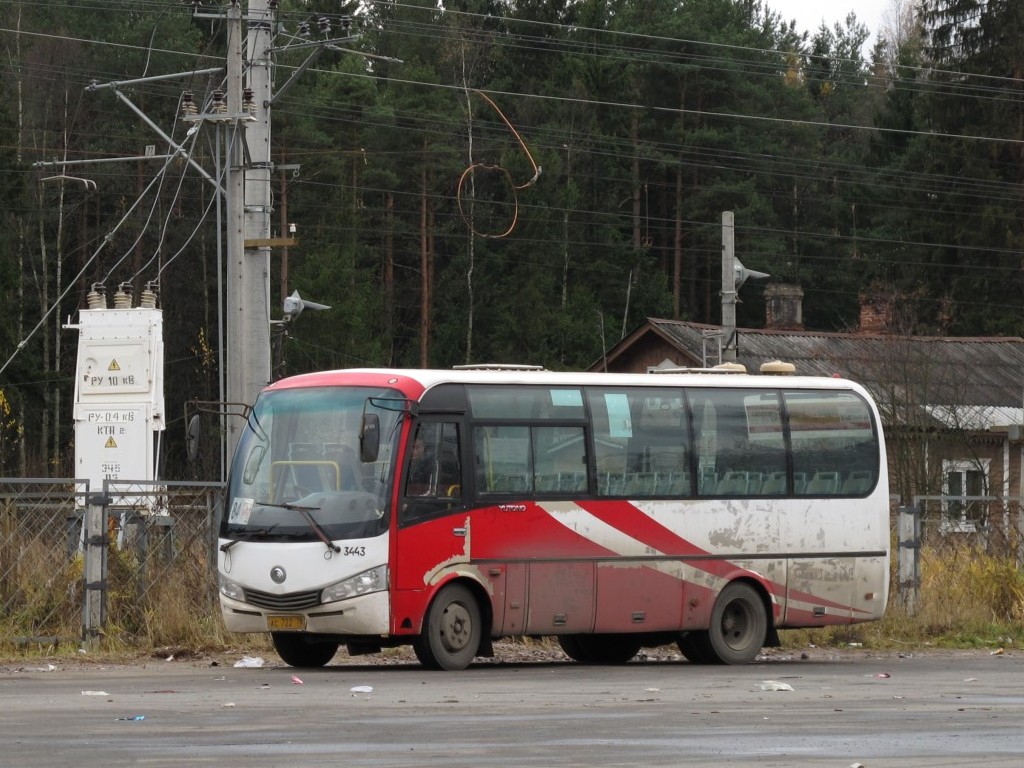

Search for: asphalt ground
xmin=2 ymin=645 xmax=1022 ymax=767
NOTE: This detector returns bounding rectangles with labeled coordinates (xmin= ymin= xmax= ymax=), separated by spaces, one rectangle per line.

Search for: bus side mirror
xmin=360 ymin=413 xmax=380 ymax=463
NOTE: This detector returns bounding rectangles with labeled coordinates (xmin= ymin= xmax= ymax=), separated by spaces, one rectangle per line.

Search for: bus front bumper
xmin=219 ymin=590 xmax=390 ymax=636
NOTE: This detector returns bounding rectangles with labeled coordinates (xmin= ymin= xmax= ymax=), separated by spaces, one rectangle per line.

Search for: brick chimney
xmin=764 ymin=283 xmax=804 ymax=330
xmin=858 ymin=291 xmax=895 ymax=334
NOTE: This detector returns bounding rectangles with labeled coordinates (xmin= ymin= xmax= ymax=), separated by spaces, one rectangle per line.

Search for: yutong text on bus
xmin=217 ymin=365 xmax=889 ymax=670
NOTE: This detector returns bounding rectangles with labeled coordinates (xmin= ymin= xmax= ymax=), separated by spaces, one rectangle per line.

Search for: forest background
xmin=0 ymin=0 xmax=1021 ymax=481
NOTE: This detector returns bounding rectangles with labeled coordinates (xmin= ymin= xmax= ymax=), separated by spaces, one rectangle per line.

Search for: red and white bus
xmin=217 ymin=365 xmax=889 ymax=669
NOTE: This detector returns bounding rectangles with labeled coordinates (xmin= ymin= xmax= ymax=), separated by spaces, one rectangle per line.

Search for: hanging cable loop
xmin=457 ymin=90 xmax=541 ymax=239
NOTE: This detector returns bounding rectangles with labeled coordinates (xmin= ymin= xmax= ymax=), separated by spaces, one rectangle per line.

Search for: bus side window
xmin=786 ymin=390 xmax=875 ymax=497
xmin=437 ymin=437 xmax=462 ymax=496
xmin=406 ymin=432 xmax=434 ymax=496
xmin=588 ymin=387 xmax=687 ymax=498
xmin=402 ymin=421 xmax=463 ymax=521
xmin=531 ymin=426 xmax=586 ymax=495
xmin=691 ymin=389 xmax=786 ymax=497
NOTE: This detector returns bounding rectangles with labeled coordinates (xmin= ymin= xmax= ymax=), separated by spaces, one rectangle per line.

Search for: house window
xmin=942 ymin=459 xmax=989 ymax=531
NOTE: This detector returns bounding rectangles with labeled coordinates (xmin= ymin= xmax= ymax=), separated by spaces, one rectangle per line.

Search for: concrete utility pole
xmin=721 ymin=211 xmax=737 ymax=362
xmin=225 ymin=0 xmax=274 ymax=459
xmin=43 ymin=2 xmax=348 ymax=481
xmin=720 ymin=211 xmax=769 ymax=364
xmin=195 ymin=3 xmax=362 ymax=466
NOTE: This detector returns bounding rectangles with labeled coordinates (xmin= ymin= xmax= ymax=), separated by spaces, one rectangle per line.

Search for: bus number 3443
xmin=344 ymin=546 xmax=366 ymax=556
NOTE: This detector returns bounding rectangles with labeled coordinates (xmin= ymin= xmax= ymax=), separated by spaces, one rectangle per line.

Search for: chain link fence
xmin=6 ymin=480 xmax=1020 ymax=651
xmin=0 ymin=479 xmax=223 ymax=652
xmin=897 ymin=496 xmax=1024 ymax=625
xmin=0 ymin=480 xmax=90 ymax=647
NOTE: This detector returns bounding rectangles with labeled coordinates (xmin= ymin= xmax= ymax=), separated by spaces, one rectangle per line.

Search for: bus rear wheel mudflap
xmin=413 ymin=583 xmax=483 ymax=671
xmin=703 ymin=581 xmax=769 ymax=664
xmin=557 ymin=633 xmax=642 ymax=664
xmin=271 ymin=632 xmax=339 ymax=668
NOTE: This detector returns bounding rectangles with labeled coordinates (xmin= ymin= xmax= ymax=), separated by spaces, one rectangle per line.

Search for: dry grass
xmin=0 ymin=539 xmax=82 ymax=648
xmin=104 ymin=536 xmax=226 ymax=649
xmin=782 ymin=538 xmax=1024 ymax=652
xmin=5 ymin=529 xmax=1024 ymax=660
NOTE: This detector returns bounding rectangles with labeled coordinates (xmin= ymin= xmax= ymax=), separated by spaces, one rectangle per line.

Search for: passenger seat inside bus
xmin=842 ymin=470 xmax=873 ymax=495
xmin=760 ymin=471 xmax=786 ymax=495
xmin=625 ymin=472 xmax=658 ymax=495
xmin=271 ymin=443 xmax=341 ymax=498
xmin=699 ymin=467 xmax=718 ymax=495
xmin=804 ymin=471 xmax=841 ymax=495
xmin=669 ymin=472 xmax=691 ymax=495
xmin=490 ymin=473 xmax=528 ymax=492
xmin=716 ymin=471 xmax=750 ymax=495
xmin=323 ymin=444 xmax=360 ymax=490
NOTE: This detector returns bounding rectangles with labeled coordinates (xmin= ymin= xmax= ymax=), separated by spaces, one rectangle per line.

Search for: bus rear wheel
xmin=705 ymin=581 xmax=768 ymax=665
xmin=271 ymin=633 xmax=339 ymax=668
xmin=676 ymin=631 xmax=716 ymax=664
xmin=413 ymin=583 xmax=481 ymax=671
xmin=557 ymin=634 xmax=642 ymax=665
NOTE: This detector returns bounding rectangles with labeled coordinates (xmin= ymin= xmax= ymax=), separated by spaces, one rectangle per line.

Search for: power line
xmin=0 ymin=150 xmax=182 ymax=378
xmin=6 ymin=5 xmax=1023 ymax=321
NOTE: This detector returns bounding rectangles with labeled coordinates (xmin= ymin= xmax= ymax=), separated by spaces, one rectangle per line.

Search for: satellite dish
xmin=186 ymin=414 xmax=201 ymax=463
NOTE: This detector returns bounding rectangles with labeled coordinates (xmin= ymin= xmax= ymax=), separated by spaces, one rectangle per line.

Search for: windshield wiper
xmin=219 ymin=525 xmax=278 ymax=552
xmin=281 ymin=500 xmax=342 ymax=555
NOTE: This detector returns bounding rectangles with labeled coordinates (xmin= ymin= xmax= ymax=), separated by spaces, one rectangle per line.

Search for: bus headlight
xmin=219 ymin=574 xmax=244 ymax=601
xmin=322 ymin=565 xmax=389 ymax=604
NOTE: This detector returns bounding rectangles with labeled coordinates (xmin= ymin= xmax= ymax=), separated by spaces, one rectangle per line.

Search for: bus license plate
xmin=267 ymin=615 xmax=305 ymax=631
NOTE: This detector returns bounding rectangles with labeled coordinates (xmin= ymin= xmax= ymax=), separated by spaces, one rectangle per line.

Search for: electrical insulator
xmin=242 ymin=87 xmax=256 ymax=117
xmin=181 ymin=91 xmax=197 ymax=118
xmin=140 ymin=282 xmax=158 ymax=309
xmin=86 ymin=283 xmax=106 ymax=310
xmin=318 ymin=16 xmax=331 ymax=36
xmin=210 ymin=89 xmax=228 ymax=123
xmin=298 ymin=21 xmax=311 ymax=38
xmin=340 ymin=15 xmax=352 ymax=32
xmin=113 ymin=284 xmax=133 ymax=309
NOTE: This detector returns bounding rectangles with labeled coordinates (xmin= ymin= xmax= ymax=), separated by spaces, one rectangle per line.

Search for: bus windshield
xmin=222 ymin=386 xmax=404 ymax=543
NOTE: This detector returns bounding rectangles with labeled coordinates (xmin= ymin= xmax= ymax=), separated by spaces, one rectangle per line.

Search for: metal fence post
xmin=81 ymin=492 xmax=108 ymax=650
xmin=898 ymin=502 xmax=921 ymax=615
xmin=1018 ymin=505 xmax=1024 ymax=569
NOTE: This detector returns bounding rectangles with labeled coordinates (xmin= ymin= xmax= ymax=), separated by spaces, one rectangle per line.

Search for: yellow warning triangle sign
xmin=108 ymin=360 xmax=121 ymax=371
xmin=104 ymin=437 xmax=117 ymax=448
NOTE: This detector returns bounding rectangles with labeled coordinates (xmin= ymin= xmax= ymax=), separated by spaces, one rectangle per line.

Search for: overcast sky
xmin=767 ymin=0 xmax=891 ymax=43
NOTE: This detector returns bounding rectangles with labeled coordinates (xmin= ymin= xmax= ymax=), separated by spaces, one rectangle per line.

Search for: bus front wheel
xmin=413 ymin=583 xmax=482 ymax=671
xmin=271 ymin=632 xmax=339 ymax=668
xmin=705 ymin=581 xmax=767 ymax=664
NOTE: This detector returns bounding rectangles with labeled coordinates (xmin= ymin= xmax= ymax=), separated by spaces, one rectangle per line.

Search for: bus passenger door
xmin=394 ymin=419 xmax=469 ymax=594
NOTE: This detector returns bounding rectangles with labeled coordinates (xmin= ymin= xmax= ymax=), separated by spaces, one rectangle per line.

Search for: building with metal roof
xmin=595 ymin=317 xmax=1024 ymax=428
xmin=590 ymin=292 xmax=1024 ymax=507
